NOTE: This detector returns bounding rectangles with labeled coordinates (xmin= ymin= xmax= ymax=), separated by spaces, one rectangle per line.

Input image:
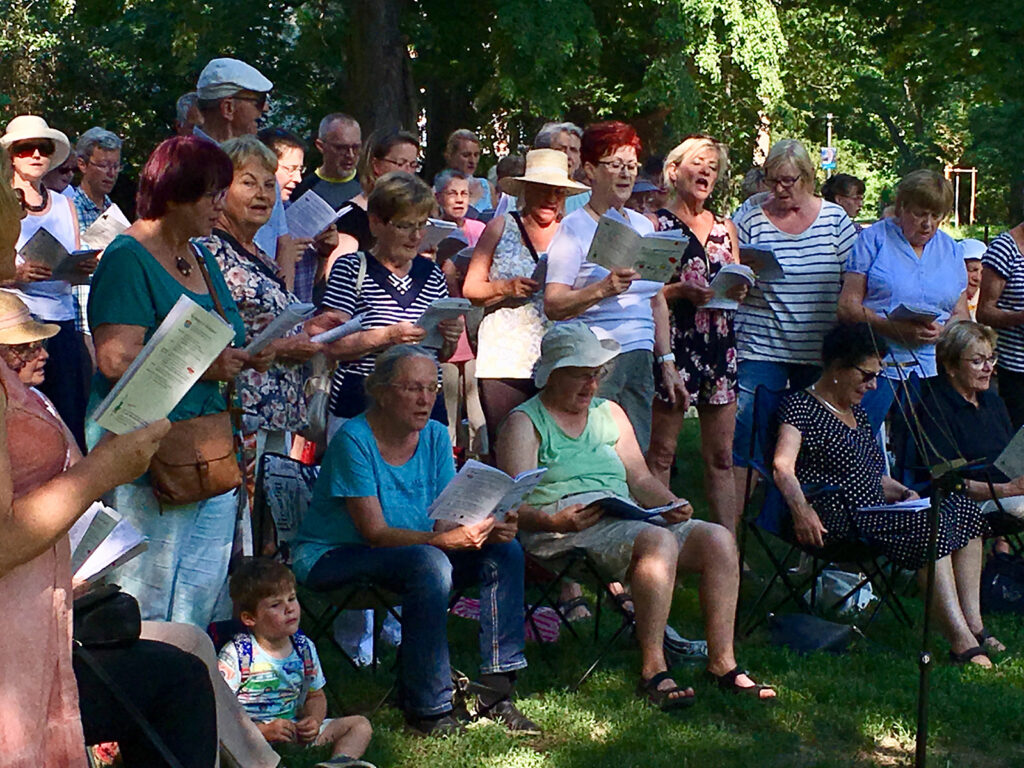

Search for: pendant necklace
xmin=175 ymin=254 xmax=193 ymax=277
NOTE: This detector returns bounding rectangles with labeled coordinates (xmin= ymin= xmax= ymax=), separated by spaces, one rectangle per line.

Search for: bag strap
xmin=356 ymin=251 xmax=367 ymax=298
xmin=509 ymin=211 xmax=540 ymax=263
xmin=73 ymin=642 xmax=188 ymax=768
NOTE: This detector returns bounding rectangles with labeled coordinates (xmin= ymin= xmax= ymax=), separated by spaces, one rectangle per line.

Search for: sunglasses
xmin=852 ymin=364 xmax=885 ymax=383
xmin=10 ymin=140 xmax=56 ymax=157
xmin=233 ymin=94 xmax=268 ymax=111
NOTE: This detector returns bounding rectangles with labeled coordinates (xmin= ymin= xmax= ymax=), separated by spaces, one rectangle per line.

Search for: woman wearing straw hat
xmin=0 ymin=292 xmax=59 ymax=388
xmin=1 ymin=115 xmax=96 ymax=450
xmin=463 ymin=148 xmax=588 ymax=453
xmin=498 ymin=322 xmax=775 ymax=708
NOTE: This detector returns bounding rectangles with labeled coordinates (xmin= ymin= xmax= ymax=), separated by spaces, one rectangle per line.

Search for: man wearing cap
xmin=194 ymin=57 xmax=303 ymax=283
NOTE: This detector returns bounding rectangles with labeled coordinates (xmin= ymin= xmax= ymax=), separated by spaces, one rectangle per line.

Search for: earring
xmin=832 ymin=378 xmax=838 ymax=385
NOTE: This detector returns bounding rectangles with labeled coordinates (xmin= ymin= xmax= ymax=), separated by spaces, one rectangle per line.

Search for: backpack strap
xmin=232 ymin=633 xmax=254 ymax=685
xmin=356 ymin=251 xmax=367 ymax=299
xmin=291 ymin=631 xmax=317 ymax=698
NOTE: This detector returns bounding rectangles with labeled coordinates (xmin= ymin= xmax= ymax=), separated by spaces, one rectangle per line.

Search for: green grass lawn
xmin=292 ymin=420 xmax=1024 ymax=768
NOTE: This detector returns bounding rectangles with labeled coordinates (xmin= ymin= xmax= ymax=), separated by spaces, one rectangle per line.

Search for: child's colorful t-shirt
xmin=217 ymin=633 xmax=327 ymax=722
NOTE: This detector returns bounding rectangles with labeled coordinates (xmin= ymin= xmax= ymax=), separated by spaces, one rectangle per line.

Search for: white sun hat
xmin=533 ymin=321 xmax=620 ymax=388
xmin=0 ymin=116 xmax=70 ymax=168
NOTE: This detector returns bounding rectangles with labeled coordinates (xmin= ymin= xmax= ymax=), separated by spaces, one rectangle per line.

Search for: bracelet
xmin=656 ymin=352 xmax=675 ymax=365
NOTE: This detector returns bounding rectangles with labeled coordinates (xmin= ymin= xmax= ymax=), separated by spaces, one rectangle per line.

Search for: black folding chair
xmin=738 ymin=385 xmax=914 ymax=635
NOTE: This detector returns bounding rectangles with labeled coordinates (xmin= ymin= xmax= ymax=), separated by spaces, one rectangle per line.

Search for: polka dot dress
xmin=779 ymin=390 xmax=988 ymax=570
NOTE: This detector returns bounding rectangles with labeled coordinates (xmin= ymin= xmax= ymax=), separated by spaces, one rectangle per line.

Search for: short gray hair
xmin=176 ymin=92 xmax=199 ymax=124
xmin=534 ymin=122 xmax=582 ymax=149
xmin=318 ymin=112 xmax=359 ymax=140
xmin=433 ymin=168 xmax=467 ymax=194
xmin=364 ymin=345 xmax=437 ymax=403
xmin=75 ymin=127 xmax=122 ymax=160
xmin=936 ymin=320 xmax=997 ymax=374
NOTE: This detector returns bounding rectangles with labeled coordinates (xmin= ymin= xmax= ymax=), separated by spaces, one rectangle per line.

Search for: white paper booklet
xmin=888 ymin=303 xmax=940 ymax=324
xmin=309 ymin=315 xmax=365 ymax=344
xmin=244 ymin=302 xmax=316 ymax=354
xmin=286 ymin=194 xmax=353 ymax=240
xmin=80 ymin=204 xmax=131 ymax=251
xmin=416 ymin=297 xmax=472 ymax=348
xmin=996 ymin=425 xmax=1024 ymax=479
xmin=738 ymin=244 xmax=785 ymax=281
xmin=586 ymin=213 xmax=690 ymax=283
xmin=858 ymin=497 xmax=931 ymax=513
xmin=19 ymin=228 xmax=100 ymax=285
xmin=91 ymin=294 xmax=235 ymax=434
xmin=703 ymin=264 xmax=756 ymax=310
xmin=428 ymin=459 xmax=548 ymax=525
xmin=68 ymin=501 xmax=147 ymax=584
xmin=417 ymin=218 xmax=459 ymax=252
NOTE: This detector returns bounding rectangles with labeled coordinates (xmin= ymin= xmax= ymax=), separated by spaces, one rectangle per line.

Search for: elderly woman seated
xmin=290 ymin=345 xmax=535 ymax=737
xmin=498 ymin=322 xmax=774 ymax=709
xmin=773 ymin=322 xmax=996 ymax=666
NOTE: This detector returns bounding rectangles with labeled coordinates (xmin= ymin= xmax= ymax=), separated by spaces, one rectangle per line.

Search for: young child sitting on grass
xmin=218 ymin=557 xmax=375 ymax=768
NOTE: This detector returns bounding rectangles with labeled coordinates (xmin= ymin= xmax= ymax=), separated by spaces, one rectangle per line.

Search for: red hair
xmin=136 ymin=136 xmax=233 ymax=219
xmin=581 ymin=121 xmax=642 ymax=167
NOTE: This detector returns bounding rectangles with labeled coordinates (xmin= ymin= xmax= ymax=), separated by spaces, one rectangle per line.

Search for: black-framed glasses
xmin=853 ymin=364 xmax=885 ymax=383
xmin=766 ymin=175 xmax=800 ymax=189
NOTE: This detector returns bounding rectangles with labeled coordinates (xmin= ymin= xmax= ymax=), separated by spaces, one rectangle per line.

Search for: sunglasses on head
xmin=11 ymin=139 xmax=55 ymax=157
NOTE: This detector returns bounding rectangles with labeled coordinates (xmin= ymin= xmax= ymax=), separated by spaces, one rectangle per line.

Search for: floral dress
xmin=656 ymin=209 xmax=737 ymax=405
xmin=202 ymin=230 xmax=308 ymax=434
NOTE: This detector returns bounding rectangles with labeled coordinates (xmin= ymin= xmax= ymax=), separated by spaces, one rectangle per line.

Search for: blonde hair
xmin=220 ymin=134 xmax=277 ymax=174
xmin=444 ymin=129 xmax=480 ymax=162
xmin=763 ymin=139 xmax=815 ymax=187
xmin=662 ymin=136 xmax=730 ymax=190
xmin=367 ymin=171 xmax=435 ymax=222
xmin=936 ymin=320 xmax=997 ymax=373
xmin=894 ymin=169 xmax=954 ymax=218
xmin=0 ymin=147 xmax=21 ymax=280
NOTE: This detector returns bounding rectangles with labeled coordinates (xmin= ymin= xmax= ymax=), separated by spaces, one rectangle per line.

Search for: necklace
xmin=175 ymin=254 xmax=193 ymax=277
xmin=17 ymin=187 xmax=46 ymax=213
xmin=809 ymin=385 xmax=852 ymax=417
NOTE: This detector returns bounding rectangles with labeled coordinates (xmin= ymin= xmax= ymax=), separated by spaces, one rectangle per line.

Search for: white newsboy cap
xmin=197 ymin=58 xmax=273 ymax=100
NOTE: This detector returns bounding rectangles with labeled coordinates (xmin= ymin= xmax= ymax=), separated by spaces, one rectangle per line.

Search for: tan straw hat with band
xmin=533 ymin=321 xmax=620 ymax=388
xmin=499 ymin=148 xmax=590 ymax=198
xmin=0 ymin=116 xmax=71 ymax=168
xmin=0 ymin=291 xmax=59 ymax=346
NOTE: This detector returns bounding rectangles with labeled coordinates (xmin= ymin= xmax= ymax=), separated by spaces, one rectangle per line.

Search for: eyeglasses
xmin=766 ymin=175 xmax=801 ymax=189
xmin=203 ymin=188 xmax=228 ymax=205
xmin=233 ymin=94 xmax=268 ymax=111
xmin=389 ymin=218 xmax=429 ymax=233
xmin=964 ymin=355 xmax=997 ymax=370
xmin=390 ymin=382 xmax=441 ymax=396
xmin=325 ymin=141 xmax=362 ymax=155
xmin=11 ymin=140 xmax=55 ymax=157
xmin=379 ymin=156 xmax=422 ymax=172
xmin=853 ymin=364 xmax=886 ymax=383
xmin=278 ymin=163 xmax=305 ymax=175
xmin=562 ymin=366 xmax=610 ymax=384
xmin=4 ymin=339 xmax=47 ymax=361
xmin=597 ymin=159 xmax=639 ymax=174
xmin=87 ymin=160 xmax=121 ymax=174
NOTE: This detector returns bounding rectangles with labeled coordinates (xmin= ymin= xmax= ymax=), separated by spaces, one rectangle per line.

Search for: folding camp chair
xmin=737 ymin=385 xmax=914 ymax=635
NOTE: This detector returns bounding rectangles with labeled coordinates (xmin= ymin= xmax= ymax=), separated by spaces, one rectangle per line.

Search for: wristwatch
xmin=656 ymin=352 xmax=675 ymax=365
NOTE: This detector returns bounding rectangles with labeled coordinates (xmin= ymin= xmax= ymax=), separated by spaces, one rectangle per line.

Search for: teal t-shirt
xmin=515 ymin=395 xmax=630 ymax=507
xmin=291 ymin=414 xmax=456 ymax=581
xmin=87 ymin=234 xmax=247 ymax=424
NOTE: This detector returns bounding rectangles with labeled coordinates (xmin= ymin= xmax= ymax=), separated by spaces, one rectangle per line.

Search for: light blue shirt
xmin=845 ymin=217 xmax=967 ymax=378
xmin=291 ymin=414 xmax=455 ymax=581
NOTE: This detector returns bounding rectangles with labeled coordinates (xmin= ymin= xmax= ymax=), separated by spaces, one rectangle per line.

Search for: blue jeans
xmin=305 ymin=541 xmax=527 ymax=716
xmin=859 ymin=374 xmax=925 ymax=437
xmin=734 ymin=360 xmax=820 ymax=467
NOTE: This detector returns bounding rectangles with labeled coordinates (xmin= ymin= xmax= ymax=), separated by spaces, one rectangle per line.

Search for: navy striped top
xmin=982 ymin=232 xmax=1024 ymax=373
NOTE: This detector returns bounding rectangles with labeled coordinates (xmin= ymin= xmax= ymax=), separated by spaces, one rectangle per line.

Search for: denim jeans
xmin=306 ymin=541 xmax=527 ymax=716
xmin=733 ymin=359 xmax=820 ymax=467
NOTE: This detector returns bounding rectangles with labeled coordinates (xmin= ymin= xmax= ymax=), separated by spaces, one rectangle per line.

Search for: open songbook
xmin=19 ymin=228 xmax=100 ymax=284
xmin=80 ymin=204 xmax=130 ymax=251
xmin=244 ymin=302 xmax=315 ymax=354
xmin=428 ymin=460 xmax=548 ymax=525
xmin=562 ymin=492 xmax=686 ymax=522
xmin=586 ymin=212 xmax=690 ymax=283
xmin=417 ymin=218 xmax=460 ymax=252
xmin=738 ymin=244 xmax=784 ymax=281
xmin=416 ymin=297 xmax=472 ymax=348
xmin=68 ymin=502 xmax=147 ymax=584
xmin=704 ymin=264 xmax=756 ymax=310
xmin=286 ymin=194 xmax=353 ymax=239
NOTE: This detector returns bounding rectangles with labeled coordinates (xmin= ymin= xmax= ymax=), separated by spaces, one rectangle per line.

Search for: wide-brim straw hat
xmin=534 ymin=321 xmax=620 ymax=388
xmin=499 ymin=148 xmax=590 ymax=198
xmin=0 ymin=115 xmax=71 ymax=168
xmin=0 ymin=291 xmax=59 ymax=345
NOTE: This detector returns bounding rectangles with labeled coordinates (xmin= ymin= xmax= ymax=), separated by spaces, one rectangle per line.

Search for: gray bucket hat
xmin=534 ymin=321 xmax=620 ymax=388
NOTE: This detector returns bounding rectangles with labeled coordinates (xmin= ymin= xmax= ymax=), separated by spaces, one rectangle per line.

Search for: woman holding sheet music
xmin=314 ymin=171 xmax=463 ymax=442
xmin=88 ymin=136 xmax=268 ymax=627
xmin=649 ymin=135 xmax=746 ymax=531
xmin=838 ymin=169 xmax=970 ymax=434
xmin=774 ymin=323 xmax=994 ymax=666
xmin=202 ymin=135 xmax=323 ymax=462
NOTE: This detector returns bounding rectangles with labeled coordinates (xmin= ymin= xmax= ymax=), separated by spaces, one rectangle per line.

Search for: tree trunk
xmin=346 ymin=0 xmax=416 ymax=132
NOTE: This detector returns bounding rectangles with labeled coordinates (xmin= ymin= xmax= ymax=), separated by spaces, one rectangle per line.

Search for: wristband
xmin=656 ymin=352 xmax=675 ymax=365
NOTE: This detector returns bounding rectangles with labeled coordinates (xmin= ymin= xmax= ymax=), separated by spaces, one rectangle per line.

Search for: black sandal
xmin=973 ymin=627 xmax=1006 ymax=653
xmin=636 ymin=670 xmax=695 ymax=711
xmin=555 ymin=595 xmax=591 ymax=622
xmin=707 ymin=667 xmax=776 ymax=700
xmin=949 ymin=646 xmax=992 ymax=666
xmin=609 ymin=591 xmax=635 ymax=621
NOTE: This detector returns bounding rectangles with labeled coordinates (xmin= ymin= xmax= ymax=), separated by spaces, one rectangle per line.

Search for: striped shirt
xmin=734 ymin=200 xmax=856 ymax=364
xmin=321 ymin=251 xmax=448 ymax=413
xmin=982 ymin=232 xmax=1024 ymax=373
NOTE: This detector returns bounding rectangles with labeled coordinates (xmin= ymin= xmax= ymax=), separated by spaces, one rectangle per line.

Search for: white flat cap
xmin=197 ymin=58 xmax=273 ymax=100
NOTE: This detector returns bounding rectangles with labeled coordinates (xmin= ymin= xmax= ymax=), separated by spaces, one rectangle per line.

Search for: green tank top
xmin=515 ymin=394 xmax=630 ymax=507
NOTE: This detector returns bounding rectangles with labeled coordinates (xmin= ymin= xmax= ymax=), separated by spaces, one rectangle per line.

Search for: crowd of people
xmin=2 ymin=52 xmax=1022 ymax=767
